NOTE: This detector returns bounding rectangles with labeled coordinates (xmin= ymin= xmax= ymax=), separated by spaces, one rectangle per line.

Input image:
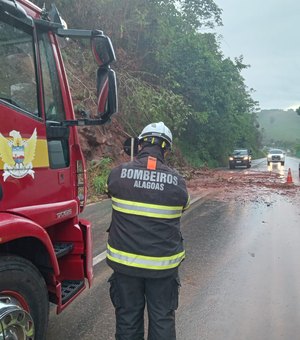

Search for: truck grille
xmin=272 ymin=156 xmax=281 ymax=160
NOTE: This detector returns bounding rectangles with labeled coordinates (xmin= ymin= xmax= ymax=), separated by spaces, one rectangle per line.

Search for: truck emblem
xmin=0 ymin=129 xmax=37 ymax=181
xmin=56 ymin=209 xmax=72 ymax=219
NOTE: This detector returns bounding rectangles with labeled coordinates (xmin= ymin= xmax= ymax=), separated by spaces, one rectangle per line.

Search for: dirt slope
xmin=77 ymin=117 xmax=299 ymax=204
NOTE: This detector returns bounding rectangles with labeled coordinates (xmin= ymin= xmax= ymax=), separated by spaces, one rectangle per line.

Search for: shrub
xmin=89 ymin=157 xmax=112 ymax=196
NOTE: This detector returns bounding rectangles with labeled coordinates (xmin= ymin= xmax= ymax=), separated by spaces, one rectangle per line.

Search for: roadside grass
xmin=87 ymin=157 xmax=112 ymax=203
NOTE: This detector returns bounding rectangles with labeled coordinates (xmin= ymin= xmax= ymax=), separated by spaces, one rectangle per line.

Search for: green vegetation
xmin=89 ymin=158 xmax=112 ymax=196
xmin=34 ymin=0 xmax=262 ymax=167
xmin=256 ymin=109 xmax=300 ymax=153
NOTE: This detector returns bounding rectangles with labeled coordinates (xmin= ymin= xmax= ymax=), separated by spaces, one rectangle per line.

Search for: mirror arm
xmin=62 ymin=118 xmax=110 ymax=127
xmin=56 ymin=28 xmax=103 ymax=38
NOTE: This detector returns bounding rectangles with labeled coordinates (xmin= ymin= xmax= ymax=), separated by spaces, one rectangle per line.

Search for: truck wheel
xmin=0 ymin=255 xmax=49 ymax=340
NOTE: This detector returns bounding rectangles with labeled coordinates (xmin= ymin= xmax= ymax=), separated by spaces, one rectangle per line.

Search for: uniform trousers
xmin=108 ymin=271 xmax=180 ymax=340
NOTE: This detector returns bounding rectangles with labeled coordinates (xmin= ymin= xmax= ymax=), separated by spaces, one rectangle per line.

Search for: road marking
xmin=93 ymin=251 xmax=107 ymax=266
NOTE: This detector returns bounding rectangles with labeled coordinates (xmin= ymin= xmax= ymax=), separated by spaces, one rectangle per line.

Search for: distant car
xmin=228 ymin=149 xmax=252 ymax=169
xmin=267 ymin=149 xmax=285 ymax=165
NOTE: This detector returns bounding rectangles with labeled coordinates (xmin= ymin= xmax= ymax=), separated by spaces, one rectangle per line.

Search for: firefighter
xmin=106 ymin=122 xmax=190 ymax=340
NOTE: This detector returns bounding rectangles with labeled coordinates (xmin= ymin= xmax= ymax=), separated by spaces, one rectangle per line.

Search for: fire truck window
xmin=38 ymin=33 xmax=66 ymax=122
xmin=0 ymin=19 xmax=39 ymax=116
xmin=38 ymin=33 xmax=69 ymax=168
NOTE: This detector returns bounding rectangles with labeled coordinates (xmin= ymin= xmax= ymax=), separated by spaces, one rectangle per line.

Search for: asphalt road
xmin=177 ymin=191 xmax=300 ymax=340
xmin=244 ymin=156 xmax=300 ymax=185
xmin=47 ymin=157 xmax=300 ymax=340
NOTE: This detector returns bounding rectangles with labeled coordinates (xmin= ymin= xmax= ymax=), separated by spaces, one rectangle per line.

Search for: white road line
xmin=93 ymin=251 xmax=107 ymax=266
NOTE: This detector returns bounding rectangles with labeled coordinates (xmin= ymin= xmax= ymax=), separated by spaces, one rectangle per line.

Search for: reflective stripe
xmin=107 ymin=243 xmax=185 ymax=270
xmin=111 ymin=196 xmax=183 ymax=219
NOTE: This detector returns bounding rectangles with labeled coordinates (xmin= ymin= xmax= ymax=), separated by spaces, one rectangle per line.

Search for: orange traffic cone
xmin=286 ymin=168 xmax=293 ymax=184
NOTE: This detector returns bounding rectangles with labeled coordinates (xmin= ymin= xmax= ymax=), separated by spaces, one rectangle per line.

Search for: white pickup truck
xmin=267 ymin=149 xmax=285 ymax=165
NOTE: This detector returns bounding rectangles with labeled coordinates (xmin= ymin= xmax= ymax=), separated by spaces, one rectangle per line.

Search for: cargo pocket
xmin=170 ymin=276 xmax=181 ymax=311
xmin=108 ymin=273 xmax=121 ymax=308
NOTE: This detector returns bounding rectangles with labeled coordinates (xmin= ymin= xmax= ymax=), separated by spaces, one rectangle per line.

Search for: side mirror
xmin=123 ymin=137 xmax=139 ymax=158
xmin=96 ymin=68 xmax=118 ymax=122
xmin=92 ymin=34 xmax=116 ymax=67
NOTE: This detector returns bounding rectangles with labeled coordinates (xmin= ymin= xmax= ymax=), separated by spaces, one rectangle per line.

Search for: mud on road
xmin=88 ymin=167 xmax=300 ymax=205
xmin=185 ymin=168 xmax=300 ymax=203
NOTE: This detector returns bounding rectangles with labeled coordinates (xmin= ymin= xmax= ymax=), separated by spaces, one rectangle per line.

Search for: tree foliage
xmin=33 ymin=0 xmax=262 ymax=166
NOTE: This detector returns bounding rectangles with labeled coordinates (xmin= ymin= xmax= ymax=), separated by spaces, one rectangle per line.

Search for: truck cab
xmin=0 ymin=1 xmax=117 ymax=338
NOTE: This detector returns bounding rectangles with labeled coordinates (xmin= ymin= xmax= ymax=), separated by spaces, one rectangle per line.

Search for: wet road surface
xmin=47 ymin=159 xmax=300 ymax=339
xmin=177 ymin=191 xmax=300 ymax=340
xmin=246 ymin=156 xmax=300 ymax=185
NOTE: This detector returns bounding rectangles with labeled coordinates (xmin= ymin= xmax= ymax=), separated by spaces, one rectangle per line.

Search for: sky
xmin=214 ymin=0 xmax=300 ymax=110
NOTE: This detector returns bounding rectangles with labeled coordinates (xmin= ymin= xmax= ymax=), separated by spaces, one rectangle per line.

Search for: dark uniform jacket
xmin=106 ymin=144 xmax=190 ymax=278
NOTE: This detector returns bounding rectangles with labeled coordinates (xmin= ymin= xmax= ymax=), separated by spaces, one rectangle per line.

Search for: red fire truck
xmin=0 ymin=0 xmax=117 ymax=338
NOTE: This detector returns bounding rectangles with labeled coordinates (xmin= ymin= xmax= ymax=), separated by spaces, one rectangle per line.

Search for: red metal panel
xmin=79 ymin=219 xmax=94 ymax=287
xmin=0 ymin=212 xmax=59 ymax=275
xmin=7 ymin=200 xmax=79 ymax=228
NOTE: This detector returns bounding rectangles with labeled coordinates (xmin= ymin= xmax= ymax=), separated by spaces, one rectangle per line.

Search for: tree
xmin=31 ymin=0 xmax=261 ymax=166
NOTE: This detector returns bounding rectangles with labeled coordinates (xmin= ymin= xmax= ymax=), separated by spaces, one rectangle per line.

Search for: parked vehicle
xmin=0 ymin=0 xmax=117 ymax=338
xmin=229 ymin=149 xmax=252 ymax=169
xmin=267 ymin=149 xmax=285 ymax=165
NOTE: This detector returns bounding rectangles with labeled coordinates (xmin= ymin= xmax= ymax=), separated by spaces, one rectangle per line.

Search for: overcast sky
xmin=214 ymin=0 xmax=300 ymax=110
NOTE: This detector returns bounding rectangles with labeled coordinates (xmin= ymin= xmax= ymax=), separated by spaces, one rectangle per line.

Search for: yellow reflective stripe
xmin=111 ymin=196 xmax=183 ymax=219
xmin=107 ymin=243 xmax=185 ymax=270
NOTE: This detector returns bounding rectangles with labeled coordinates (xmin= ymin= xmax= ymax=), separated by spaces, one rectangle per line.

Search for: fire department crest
xmin=0 ymin=129 xmax=37 ymax=181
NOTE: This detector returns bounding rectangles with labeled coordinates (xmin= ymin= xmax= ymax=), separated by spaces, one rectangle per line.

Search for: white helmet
xmin=138 ymin=122 xmax=172 ymax=148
